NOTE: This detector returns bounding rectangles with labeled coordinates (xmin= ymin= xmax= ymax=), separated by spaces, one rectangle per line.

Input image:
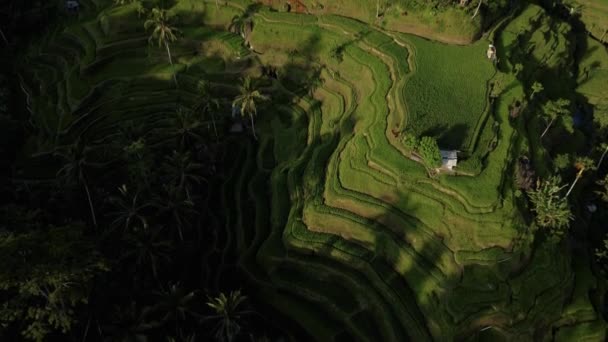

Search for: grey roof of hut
xmin=440 ymin=150 xmax=458 ymax=170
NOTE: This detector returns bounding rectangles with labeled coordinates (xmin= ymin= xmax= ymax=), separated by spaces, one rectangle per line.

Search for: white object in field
xmin=487 ymin=44 xmax=497 ymax=60
xmin=440 ymin=150 xmax=458 ymax=170
xmin=66 ymin=0 xmax=79 ymax=10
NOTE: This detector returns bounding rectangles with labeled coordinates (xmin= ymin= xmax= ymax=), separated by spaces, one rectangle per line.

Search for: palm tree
xmin=530 ymin=81 xmax=544 ymax=100
xmin=565 ymin=157 xmax=596 ymax=197
xmin=229 ymin=15 xmax=251 ymax=38
xmin=55 ymin=140 xmax=98 ymax=228
xmin=471 ymin=0 xmax=483 ymax=20
xmin=596 ymin=174 xmax=608 ymax=203
xmin=161 ymin=150 xmax=205 ymax=198
xmin=0 ymin=28 xmax=8 ymax=46
xmin=102 ymin=301 xmax=162 ymax=341
xmin=527 ymin=176 xmax=573 ymax=232
xmin=108 ymin=184 xmax=151 ymax=231
xmin=145 ymin=8 xmax=180 ymax=87
xmin=540 ymin=98 xmax=571 ymax=138
xmin=204 ymin=290 xmax=252 ymax=342
xmin=196 ymin=80 xmax=221 ymax=142
xmin=123 ymin=138 xmax=154 ymax=189
xmin=232 ymin=77 xmax=268 ymax=140
xmin=596 ymin=143 xmax=608 ymax=169
xmin=135 ymin=0 xmax=147 ymax=18
xmin=152 ymin=184 xmax=196 ymax=241
xmin=122 ymin=227 xmax=172 ymax=282
xmin=168 ymin=106 xmax=205 ymax=149
xmin=149 ymin=283 xmax=197 ymax=334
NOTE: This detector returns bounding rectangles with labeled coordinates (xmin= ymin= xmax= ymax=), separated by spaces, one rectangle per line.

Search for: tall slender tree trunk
xmin=540 ymin=118 xmax=555 ymax=138
xmin=0 ymin=28 xmax=8 ymax=46
xmin=376 ymin=0 xmax=379 ymax=18
xmin=82 ymin=174 xmax=98 ymax=228
xmin=597 ymin=145 xmax=608 ymax=169
xmin=250 ymin=115 xmax=257 ymax=140
xmin=565 ymin=175 xmax=580 ymax=198
xmin=471 ymin=0 xmax=483 ymax=20
xmin=211 ymin=111 xmax=219 ymax=142
xmin=566 ymin=168 xmax=586 ymax=198
xmin=165 ymin=42 xmax=179 ymax=88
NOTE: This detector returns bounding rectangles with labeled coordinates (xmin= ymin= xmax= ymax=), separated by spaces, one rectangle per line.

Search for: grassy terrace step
xmin=268 ymin=104 xmax=434 ymax=336
xmin=64 ymin=26 xmax=98 ymax=65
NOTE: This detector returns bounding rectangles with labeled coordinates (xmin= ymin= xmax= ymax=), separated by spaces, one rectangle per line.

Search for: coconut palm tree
xmin=530 ymin=81 xmax=544 ymax=100
xmin=596 ymin=143 xmax=608 ymax=169
xmin=232 ymin=77 xmax=268 ymax=140
xmin=168 ymin=106 xmax=205 ymax=149
xmin=122 ymin=227 xmax=173 ymax=282
xmin=0 ymin=28 xmax=8 ymax=46
xmin=228 ymin=14 xmax=251 ymax=38
xmin=471 ymin=0 xmax=483 ymax=19
xmin=55 ymin=139 xmax=98 ymax=228
xmin=108 ymin=184 xmax=151 ymax=231
xmin=196 ymin=80 xmax=221 ymax=142
xmin=149 ymin=283 xmax=197 ymax=334
xmin=596 ymin=174 xmax=608 ymax=203
xmin=152 ymin=184 xmax=196 ymax=241
xmin=565 ymin=157 xmax=596 ymax=197
xmin=145 ymin=8 xmax=180 ymax=87
xmin=204 ymin=290 xmax=252 ymax=342
xmin=540 ymin=98 xmax=571 ymax=138
xmin=527 ymin=176 xmax=573 ymax=231
xmin=161 ymin=150 xmax=205 ymax=198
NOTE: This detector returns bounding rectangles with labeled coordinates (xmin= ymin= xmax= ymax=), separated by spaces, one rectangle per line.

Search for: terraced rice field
xmin=19 ymin=0 xmax=606 ymax=340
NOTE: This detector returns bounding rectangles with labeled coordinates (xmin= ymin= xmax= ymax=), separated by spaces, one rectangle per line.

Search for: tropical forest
xmin=1 ymin=0 xmax=608 ymax=341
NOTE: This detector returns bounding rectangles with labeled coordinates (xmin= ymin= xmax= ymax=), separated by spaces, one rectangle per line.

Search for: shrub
xmin=402 ymin=132 xmax=419 ymax=150
xmin=553 ymin=153 xmax=571 ymax=171
xmin=418 ymin=136 xmax=442 ymax=168
xmin=527 ymin=176 xmax=573 ymax=237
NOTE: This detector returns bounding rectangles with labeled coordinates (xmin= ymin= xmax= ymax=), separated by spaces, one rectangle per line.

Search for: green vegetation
xmin=527 ymin=176 xmax=572 ymax=234
xmin=2 ymin=0 xmax=608 ymax=341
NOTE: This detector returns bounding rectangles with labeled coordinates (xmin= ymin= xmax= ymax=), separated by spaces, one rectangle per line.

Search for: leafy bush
xmin=527 ymin=176 xmax=573 ymax=236
xmin=418 ymin=136 xmax=442 ymax=168
xmin=402 ymin=132 xmax=419 ymax=150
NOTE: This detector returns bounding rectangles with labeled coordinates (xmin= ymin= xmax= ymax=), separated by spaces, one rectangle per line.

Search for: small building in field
xmin=440 ymin=150 xmax=458 ymax=170
xmin=487 ymin=44 xmax=497 ymax=60
xmin=65 ymin=0 xmax=79 ymax=11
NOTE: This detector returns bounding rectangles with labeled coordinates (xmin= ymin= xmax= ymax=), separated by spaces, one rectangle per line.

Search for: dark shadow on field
xmin=423 ymin=123 xmax=469 ymax=149
xmin=360 ymin=187 xmax=582 ymax=341
xmin=493 ymin=1 xmax=599 ymax=175
xmin=330 ymin=30 xmax=371 ymax=63
xmin=194 ymin=26 xmax=344 ymax=341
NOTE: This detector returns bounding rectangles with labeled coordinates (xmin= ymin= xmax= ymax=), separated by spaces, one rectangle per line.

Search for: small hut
xmin=440 ymin=150 xmax=458 ymax=170
xmin=65 ymin=0 xmax=79 ymax=11
xmin=487 ymin=44 xmax=497 ymax=60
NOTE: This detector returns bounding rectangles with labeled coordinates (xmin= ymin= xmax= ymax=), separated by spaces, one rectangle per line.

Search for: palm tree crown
xmin=205 ymin=290 xmax=251 ymax=342
xmin=528 ymin=176 xmax=573 ymax=233
xmin=145 ymin=8 xmax=180 ymax=86
xmin=232 ymin=77 xmax=268 ymax=140
xmin=144 ymin=8 xmax=179 ymax=48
